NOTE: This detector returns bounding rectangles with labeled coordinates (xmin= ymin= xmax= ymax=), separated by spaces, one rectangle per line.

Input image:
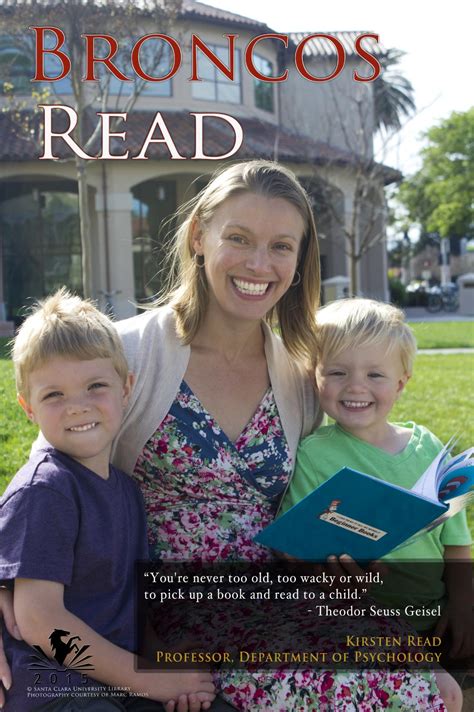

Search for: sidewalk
xmin=404 ymin=307 xmax=474 ymax=322
xmin=418 ymin=348 xmax=474 ymax=354
xmin=402 ymin=307 xmax=474 ymax=354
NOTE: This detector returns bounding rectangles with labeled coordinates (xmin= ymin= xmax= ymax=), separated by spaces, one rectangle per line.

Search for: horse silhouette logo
xmin=28 ymin=629 xmax=94 ymax=672
xmin=49 ymin=629 xmax=82 ymax=665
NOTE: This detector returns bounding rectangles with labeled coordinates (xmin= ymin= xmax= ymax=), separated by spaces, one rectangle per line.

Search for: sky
xmin=205 ymin=0 xmax=473 ymax=177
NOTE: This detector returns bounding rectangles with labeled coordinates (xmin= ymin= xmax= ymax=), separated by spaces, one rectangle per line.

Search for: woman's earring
xmin=193 ymin=253 xmax=205 ymax=269
xmin=291 ymin=270 xmax=301 ymax=287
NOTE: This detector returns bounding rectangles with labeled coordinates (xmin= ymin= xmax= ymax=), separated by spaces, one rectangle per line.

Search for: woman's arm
xmin=14 ymin=578 xmax=215 ymax=707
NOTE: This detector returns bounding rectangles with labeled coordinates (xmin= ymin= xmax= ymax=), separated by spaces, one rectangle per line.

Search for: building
xmin=408 ymin=237 xmax=474 ymax=285
xmin=0 ymin=0 xmax=397 ymax=324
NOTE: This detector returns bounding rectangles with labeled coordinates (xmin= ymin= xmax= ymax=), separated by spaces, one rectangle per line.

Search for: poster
xmin=0 ymin=0 xmax=472 ymax=710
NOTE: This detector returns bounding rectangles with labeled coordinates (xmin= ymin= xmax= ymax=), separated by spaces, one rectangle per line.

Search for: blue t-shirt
xmin=0 ymin=447 xmax=149 ymax=711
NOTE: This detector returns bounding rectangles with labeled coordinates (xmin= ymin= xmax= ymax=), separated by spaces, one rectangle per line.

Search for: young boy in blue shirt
xmin=281 ymin=298 xmax=472 ymax=712
xmin=0 ymin=290 xmax=215 ymax=712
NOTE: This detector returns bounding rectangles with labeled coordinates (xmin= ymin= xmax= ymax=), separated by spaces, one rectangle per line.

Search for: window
xmin=0 ymin=36 xmax=34 ymax=94
xmin=132 ymin=180 xmax=177 ymax=300
xmin=104 ymin=36 xmax=172 ymax=97
xmin=0 ymin=180 xmax=81 ymax=322
xmin=42 ymin=33 xmax=73 ymax=94
xmin=253 ymin=54 xmax=274 ymax=113
xmin=0 ymin=32 xmax=173 ymax=98
xmin=192 ymin=44 xmax=241 ymax=104
xmin=0 ymin=33 xmax=72 ymax=95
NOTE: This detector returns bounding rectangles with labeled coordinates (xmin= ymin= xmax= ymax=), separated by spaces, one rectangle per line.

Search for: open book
xmin=254 ymin=440 xmax=474 ymax=561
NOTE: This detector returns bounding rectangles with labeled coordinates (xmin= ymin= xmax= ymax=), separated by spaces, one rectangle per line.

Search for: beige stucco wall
xmin=279 ymin=58 xmax=375 ymax=158
xmin=11 ymin=20 xmax=281 ymax=126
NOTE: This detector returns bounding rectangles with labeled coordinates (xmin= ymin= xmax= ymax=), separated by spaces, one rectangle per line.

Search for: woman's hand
xmin=165 ymin=691 xmax=216 ymax=712
xmin=0 ymin=587 xmax=21 ymax=707
xmin=323 ymin=555 xmax=387 ymax=594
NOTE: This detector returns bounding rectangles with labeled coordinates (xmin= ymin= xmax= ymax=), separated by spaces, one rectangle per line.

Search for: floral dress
xmin=133 ymin=382 xmax=445 ymax=711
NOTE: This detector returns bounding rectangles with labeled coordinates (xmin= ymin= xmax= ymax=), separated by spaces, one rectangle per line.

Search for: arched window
xmin=0 ymin=179 xmax=81 ymax=323
xmin=131 ymin=179 xmax=177 ymax=300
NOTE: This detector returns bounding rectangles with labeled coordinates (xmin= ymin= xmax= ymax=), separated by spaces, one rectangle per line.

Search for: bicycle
xmin=425 ymin=285 xmax=459 ymax=313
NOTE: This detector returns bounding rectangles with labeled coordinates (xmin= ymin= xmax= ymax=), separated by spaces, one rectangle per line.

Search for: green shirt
xmin=281 ymin=422 xmax=472 ymax=629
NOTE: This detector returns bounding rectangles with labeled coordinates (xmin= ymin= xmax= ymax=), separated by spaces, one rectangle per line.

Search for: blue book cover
xmin=254 ymin=467 xmax=449 ymax=561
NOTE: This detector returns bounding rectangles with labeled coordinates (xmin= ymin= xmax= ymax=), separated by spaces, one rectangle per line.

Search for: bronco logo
xmin=28 ymin=629 xmax=94 ymax=672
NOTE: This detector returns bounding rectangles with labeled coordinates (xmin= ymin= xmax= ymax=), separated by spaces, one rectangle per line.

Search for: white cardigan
xmin=112 ymin=305 xmax=321 ymax=476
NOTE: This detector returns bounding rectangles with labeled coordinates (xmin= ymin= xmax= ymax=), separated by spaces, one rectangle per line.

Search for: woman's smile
xmin=231 ymin=278 xmax=272 ymax=298
xmin=192 ymin=192 xmax=304 ymax=323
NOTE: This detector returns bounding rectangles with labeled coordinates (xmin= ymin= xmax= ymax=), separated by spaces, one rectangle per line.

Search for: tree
xmin=304 ymin=55 xmax=414 ymax=294
xmin=336 ymin=49 xmax=414 ymax=294
xmin=0 ymin=0 xmax=181 ymax=298
xmin=373 ymin=48 xmax=415 ymax=133
xmin=397 ymin=108 xmax=474 ymax=240
xmin=279 ymin=42 xmax=414 ymax=295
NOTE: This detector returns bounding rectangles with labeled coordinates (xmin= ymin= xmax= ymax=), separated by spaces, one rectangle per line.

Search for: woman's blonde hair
xmin=315 ymin=298 xmax=417 ymax=375
xmin=13 ymin=288 xmax=129 ymax=398
xmin=158 ymin=160 xmax=320 ymax=364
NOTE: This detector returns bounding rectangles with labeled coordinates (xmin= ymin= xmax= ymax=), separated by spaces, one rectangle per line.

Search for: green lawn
xmin=391 ymin=354 xmax=474 ymax=452
xmin=409 ymin=321 xmax=474 ymax=349
xmin=0 ymin=359 xmax=37 ymax=493
xmin=1 ymin=336 xmax=473 ymax=537
xmin=391 ymin=353 xmax=474 ymax=539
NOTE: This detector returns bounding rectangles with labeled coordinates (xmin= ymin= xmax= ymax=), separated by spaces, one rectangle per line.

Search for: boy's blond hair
xmin=315 ymin=298 xmax=417 ymax=375
xmin=13 ymin=288 xmax=129 ymax=398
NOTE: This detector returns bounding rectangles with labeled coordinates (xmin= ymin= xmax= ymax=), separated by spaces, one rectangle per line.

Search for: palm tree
xmin=373 ymin=48 xmax=415 ymax=133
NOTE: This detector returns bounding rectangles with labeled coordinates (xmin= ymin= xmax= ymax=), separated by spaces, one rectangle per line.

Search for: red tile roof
xmin=0 ymin=108 xmax=351 ymax=163
xmin=0 ymin=108 xmax=400 ymax=183
xmin=181 ymin=1 xmax=271 ymax=31
xmin=289 ymin=31 xmax=384 ymax=58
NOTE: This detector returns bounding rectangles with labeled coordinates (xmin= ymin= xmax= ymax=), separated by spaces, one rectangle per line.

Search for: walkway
xmin=418 ymin=348 xmax=474 ymax=355
xmin=402 ymin=307 xmax=474 ymax=354
xmin=404 ymin=307 xmax=474 ymax=322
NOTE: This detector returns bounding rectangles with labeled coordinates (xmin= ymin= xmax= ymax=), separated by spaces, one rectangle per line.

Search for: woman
xmin=111 ymin=161 xmax=445 ymax=710
xmin=0 ymin=161 xmax=446 ymax=711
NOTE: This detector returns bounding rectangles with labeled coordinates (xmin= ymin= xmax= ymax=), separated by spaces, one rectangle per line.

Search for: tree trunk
xmin=350 ymin=253 xmax=359 ymax=296
xmin=74 ymin=69 xmax=93 ymax=299
xmin=76 ymin=157 xmax=93 ymax=298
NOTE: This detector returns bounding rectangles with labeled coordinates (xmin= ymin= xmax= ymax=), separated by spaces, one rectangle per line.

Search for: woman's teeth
xmin=342 ymin=401 xmax=371 ymax=408
xmin=233 ymin=279 xmax=269 ymax=296
xmin=68 ymin=422 xmax=98 ymax=432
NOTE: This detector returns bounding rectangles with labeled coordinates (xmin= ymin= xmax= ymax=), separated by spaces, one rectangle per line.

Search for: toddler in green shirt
xmin=281 ymin=298 xmax=472 ymax=711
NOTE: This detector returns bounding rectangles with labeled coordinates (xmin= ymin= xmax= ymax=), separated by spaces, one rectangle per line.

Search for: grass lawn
xmin=391 ymin=354 xmax=474 ymax=452
xmin=409 ymin=321 xmax=474 ymax=349
xmin=0 ymin=359 xmax=37 ymax=493
xmin=383 ymin=353 xmax=474 ymax=536
xmin=1 ymin=334 xmax=473 ymax=537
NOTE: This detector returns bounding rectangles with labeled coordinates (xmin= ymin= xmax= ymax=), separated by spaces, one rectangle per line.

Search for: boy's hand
xmin=0 ymin=587 xmax=21 ymax=708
